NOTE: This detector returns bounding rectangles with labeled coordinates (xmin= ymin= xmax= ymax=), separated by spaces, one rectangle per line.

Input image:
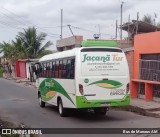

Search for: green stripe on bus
xmin=38 ymin=78 xmax=75 ymax=105
xmin=81 ymin=40 xmax=118 ymax=47
xmin=76 ymin=95 xmax=130 ymax=108
xmin=87 ymin=79 xmax=123 ymax=89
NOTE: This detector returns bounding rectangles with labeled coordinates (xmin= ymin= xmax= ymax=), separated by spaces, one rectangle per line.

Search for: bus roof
xmin=39 ymin=48 xmax=78 ymax=62
xmin=39 ymin=46 xmax=121 ymax=62
xmin=81 ymin=40 xmax=117 ymax=47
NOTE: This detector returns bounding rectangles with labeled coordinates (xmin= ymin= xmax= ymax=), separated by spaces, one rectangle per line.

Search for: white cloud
xmin=0 ymin=0 xmax=160 ymax=50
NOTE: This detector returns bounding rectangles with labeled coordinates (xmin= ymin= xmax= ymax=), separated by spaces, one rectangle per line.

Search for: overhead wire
xmin=0 ymin=7 xmax=116 ymax=39
xmin=70 ymin=25 xmax=115 ymax=38
xmin=0 ymin=7 xmax=60 ymax=38
xmin=0 ymin=20 xmax=23 ymax=30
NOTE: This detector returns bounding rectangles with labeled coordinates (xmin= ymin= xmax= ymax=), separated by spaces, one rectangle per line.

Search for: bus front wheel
xmin=58 ymin=99 xmax=67 ymax=117
xmin=38 ymin=94 xmax=45 ymax=108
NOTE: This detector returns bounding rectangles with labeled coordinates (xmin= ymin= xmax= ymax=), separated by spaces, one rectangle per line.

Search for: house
xmin=16 ymin=59 xmax=39 ymax=81
xmin=131 ymin=32 xmax=160 ymax=102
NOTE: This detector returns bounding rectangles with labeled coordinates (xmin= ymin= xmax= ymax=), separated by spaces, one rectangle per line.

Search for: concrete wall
xmin=125 ymin=51 xmax=134 ymax=79
xmin=56 ymin=36 xmax=83 ymax=51
xmin=134 ymin=32 xmax=160 ymax=79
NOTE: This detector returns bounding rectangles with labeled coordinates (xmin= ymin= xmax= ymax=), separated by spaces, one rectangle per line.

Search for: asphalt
xmin=2 ymin=77 xmax=160 ymax=118
xmin=14 ymin=77 xmax=160 ymax=118
xmin=1 ymin=78 xmax=160 ymax=137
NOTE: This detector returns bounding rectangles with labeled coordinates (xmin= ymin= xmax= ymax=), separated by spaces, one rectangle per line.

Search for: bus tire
xmin=94 ymin=107 xmax=108 ymax=116
xmin=38 ymin=93 xmax=45 ymax=108
xmin=58 ymin=99 xmax=67 ymax=117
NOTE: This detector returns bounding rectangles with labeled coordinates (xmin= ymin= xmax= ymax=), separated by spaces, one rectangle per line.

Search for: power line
xmin=36 ymin=25 xmax=67 ymax=29
xmin=0 ymin=21 xmax=23 ymax=30
xmin=0 ymin=10 xmax=28 ymax=27
xmin=0 ymin=7 xmax=60 ymax=37
xmin=70 ymin=25 xmax=115 ymax=37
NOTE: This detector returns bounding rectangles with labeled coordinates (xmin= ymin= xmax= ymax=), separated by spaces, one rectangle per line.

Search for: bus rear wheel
xmin=58 ymin=99 xmax=67 ymax=117
xmin=94 ymin=107 xmax=108 ymax=116
xmin=38 ymin=94 xmax=45 ymax=108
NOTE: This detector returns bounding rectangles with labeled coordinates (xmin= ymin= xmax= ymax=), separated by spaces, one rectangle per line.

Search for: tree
xmin=142 ymin=14 xmax=154 ymax=25
xmin=156 ymin=22 xmax=160 ymax=28
xmin=0 ymin=42 xmax=16 ymax=62
xmin=36 ymin=50 xmax=53 ymax=58
xmin=12 ymin=38 xmax=26 ymax=59
xmin=18 ymin=27 xmax=53 ymax=59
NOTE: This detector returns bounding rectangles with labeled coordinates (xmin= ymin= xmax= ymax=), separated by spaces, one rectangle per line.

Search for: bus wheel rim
xmin=59 ymin=103 xmax=62 ymax=114
xmin=39 ymin=96 xmax=42 ymax=105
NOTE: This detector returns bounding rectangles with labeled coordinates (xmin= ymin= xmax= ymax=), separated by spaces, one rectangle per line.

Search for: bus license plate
xmin=101 ymin=103 xmax=110 ymax=107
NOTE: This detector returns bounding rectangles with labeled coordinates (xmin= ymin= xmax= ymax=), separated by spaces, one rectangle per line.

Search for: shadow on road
xmin=45 ymin=104 xmax=132 ymax=122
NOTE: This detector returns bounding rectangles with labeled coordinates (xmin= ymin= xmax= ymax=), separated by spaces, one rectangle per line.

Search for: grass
xmin=0 ymin=67 xmax=4 ymax=77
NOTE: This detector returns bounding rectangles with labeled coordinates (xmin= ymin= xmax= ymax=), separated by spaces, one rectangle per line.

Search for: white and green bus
xmin=36 ymin=41 xmax=130 ymax=117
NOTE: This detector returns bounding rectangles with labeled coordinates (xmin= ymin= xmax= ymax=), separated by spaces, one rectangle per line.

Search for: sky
xmin=0 ymin=0 xmax=160 ymax=50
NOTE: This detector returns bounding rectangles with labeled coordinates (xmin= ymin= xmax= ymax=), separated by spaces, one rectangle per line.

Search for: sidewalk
xmin=15 ymin=78 xmax=37 ymax=88
xmin=3 ymin=76 xmax=37 ymax=88
xmin=130 ymin=98 xmax=160 ymax=118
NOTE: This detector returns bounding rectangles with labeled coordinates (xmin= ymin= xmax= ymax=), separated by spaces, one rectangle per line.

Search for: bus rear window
xmin=80 ymin=50 xmax=127 ymax=76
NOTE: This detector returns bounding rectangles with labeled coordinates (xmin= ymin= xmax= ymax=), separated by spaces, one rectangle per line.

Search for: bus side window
xmin=46 ymin=62 xmax=50 ymax=78
xmin=42 ymin=63 xmax=46 ymax=77
xmin=47 ymin=62 xmax=52 ymax=78
xmin=70 ymin=59 xmax=75 ymax=79
xmin=52 ymin=61 xmax=55 ymax=78
xmin=66 ymin=60 xmax=71 ymax=79
xmin=59 ymin=60 xmax=63 ymax=78
xmin=66 ymin=59 xmax=75 ymax=79
xmin=62 ymin=59 xmax=67 ymax=78
xmin=55 ymin=60 xmax=59 ymax=78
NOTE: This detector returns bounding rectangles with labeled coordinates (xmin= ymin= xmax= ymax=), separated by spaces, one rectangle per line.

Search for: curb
xmin=130 ymin=105 xmax=160 ymax=118
xmin=2 ymin=77 xmax=37 ymax=88
xmin=111 ymin=105 xmax=160 ymax=118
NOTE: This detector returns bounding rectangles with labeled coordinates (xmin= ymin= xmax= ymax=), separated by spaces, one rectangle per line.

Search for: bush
xmin=0 ymin=67 xmax=4 ymax=77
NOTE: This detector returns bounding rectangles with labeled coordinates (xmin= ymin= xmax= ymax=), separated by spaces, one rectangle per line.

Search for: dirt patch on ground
xmin=0 ymin=119 xmax=38 ymax=137
xmin=0 ymin=119 xmax=15 ymax=128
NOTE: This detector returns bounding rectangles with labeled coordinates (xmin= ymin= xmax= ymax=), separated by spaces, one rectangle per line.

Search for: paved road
xmin=0 ymin=78 xmax=160 ymax=137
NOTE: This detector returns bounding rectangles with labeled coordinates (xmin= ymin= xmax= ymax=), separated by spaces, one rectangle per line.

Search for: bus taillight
xmin=79 ymin=84 xmax=84 ymax=95
xmin=126 ymin=83 xmax=130 ymax=94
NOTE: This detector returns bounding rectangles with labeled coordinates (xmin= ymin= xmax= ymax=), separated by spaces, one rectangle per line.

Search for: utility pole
xmin=98 ymin=24 xmax=101 ymax=39
xmin=120 ymin=1 xmax=124 ymax=40
xmin=128 ymin=15 xmax=130 ymax=43
xmin=116 ymin=20 xmax=118 ymax=40
xmin=136 ymin=12 xmax=139 ymax=34
xmin=154 ymin=12 xmax=157 ymax=26
xmin=67 ymin=25 xmax=74 ymax=36
xmin=60 ymin=9 xmax=63 ymax=39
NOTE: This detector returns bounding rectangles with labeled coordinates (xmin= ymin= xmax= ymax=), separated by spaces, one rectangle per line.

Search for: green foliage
xmin=18 ymin=27 xmax=53 ymax=58
xmin=0 ymin=67 xmax=4 ymax=77
xmin=142 ymin=14 xmax=154 ymax=25
xmin=0 ymin=42 xmax=16 ymax=62
xmin=0 ymin=26 xmax=54 ymax=63
xmin=157 ymin=22 xmax=160 ymax=28
xmin=36 ymin=50 xmax=53 ymax=58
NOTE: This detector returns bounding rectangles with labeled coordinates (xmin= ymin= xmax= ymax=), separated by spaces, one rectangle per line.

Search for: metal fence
xmin=138 ymin=59 xmax=160 ymax=98
xmin=139 ymin=59 xmax=160 ymax=82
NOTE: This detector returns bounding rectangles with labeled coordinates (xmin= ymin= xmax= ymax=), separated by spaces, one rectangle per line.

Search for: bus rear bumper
xmin=76 ymin=95 xmax=130 ymax=108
